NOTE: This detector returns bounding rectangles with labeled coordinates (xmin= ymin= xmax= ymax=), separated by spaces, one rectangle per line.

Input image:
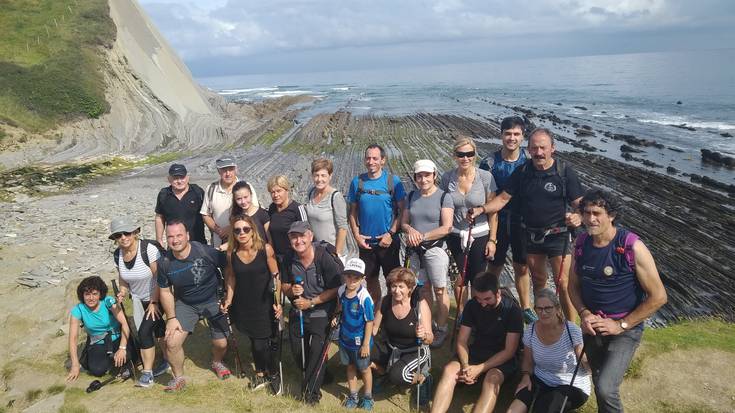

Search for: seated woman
xmin=67 ymin=276 xmax=131 ymax=381
xmin=508 ymin=289 xmax=591 ymax=413
xmin=371 ymin=268 xmax=433 ymax=405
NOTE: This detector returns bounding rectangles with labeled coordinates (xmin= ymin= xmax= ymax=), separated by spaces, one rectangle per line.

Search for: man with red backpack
xmin=569 ymin=189 xmax=667 ymax=413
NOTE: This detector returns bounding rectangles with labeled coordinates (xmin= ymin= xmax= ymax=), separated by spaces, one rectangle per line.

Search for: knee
xmin=482 ymin=370 xmax=503 ymax=391
xmin=434 ymin=287 xmax=446 ymax=298
xmin=388 ymin=366 xmax=409 ymax=386
xmin=594 ymin=379 xmax=620 ymax=402
xmin=88 ymin=362 xmax=109 ymax=377
xmin=212 ymin=338 xmax=228 ymax=350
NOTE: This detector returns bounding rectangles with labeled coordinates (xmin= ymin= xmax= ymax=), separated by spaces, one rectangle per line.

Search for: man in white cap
xmin=200 ymin=156 xmax=259 ymax=247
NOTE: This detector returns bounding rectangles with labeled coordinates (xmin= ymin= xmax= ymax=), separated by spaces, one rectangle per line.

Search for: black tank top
xmin=381 ymin=296 xmax=418 ymax=349
xmin=231 ymin=249 xmax=273 ymax=338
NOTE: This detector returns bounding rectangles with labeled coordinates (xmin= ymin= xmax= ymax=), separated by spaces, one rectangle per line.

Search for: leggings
xmin=289 ymin=314 xmax=329 ymax=399
xmin=514 ymin=375 xmax=588 ymax=412
xmin=138 ymin=300 xmax=165 ymax=349
xmin=250 ymin=335 xmax=277 ymax=374
xmin=447 ymin=234 xmax=489 ymax=285
xmin=82 ymin=338 xmax=121 ymax=377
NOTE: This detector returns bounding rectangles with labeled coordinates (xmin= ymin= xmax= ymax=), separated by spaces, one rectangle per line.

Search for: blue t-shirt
xmin=347 ymin=171 xmax=406 ymax=237
xmin=71 ymin=296 xmax=120 ymax=344
xmin=157 ymin=241 xmax=226 ymax=305
xmin=338 ymin=285 xmax=375 ymax=350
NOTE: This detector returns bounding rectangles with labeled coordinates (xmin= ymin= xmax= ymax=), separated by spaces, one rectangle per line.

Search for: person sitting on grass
xmin=430 ymin=272 xmax=522 ymax=413
xmin=66 ymin=276 xmax=131 ymax=382
xmin=333 ymin=258 xmax=375 ymax=410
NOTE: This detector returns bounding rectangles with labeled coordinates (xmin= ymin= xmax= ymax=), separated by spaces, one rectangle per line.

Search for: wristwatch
xmin=310 ymin=299 xmax=315 ymax=309
xmin=619 ymin=320 xmax=629 ymax=330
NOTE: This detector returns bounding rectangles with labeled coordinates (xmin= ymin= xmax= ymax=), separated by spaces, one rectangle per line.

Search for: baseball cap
xmin=288 ymin=221 xmax=312 ymax=235
xmin=343 ymin=258 xmax=366 ymax=277
xmin=413 ymin=159 xmax=437 ymax=174
xmin=168 ymin=163 xmax=187 ymax=176
xmin=216 ymin=156 xmax=236 ymax=169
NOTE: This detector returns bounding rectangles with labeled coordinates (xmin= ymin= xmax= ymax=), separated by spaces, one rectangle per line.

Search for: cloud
xmin=138 ymin=0 xmax=735 ymax=75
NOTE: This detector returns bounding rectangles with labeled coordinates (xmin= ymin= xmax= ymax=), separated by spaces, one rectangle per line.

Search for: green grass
xmin=24 ymin=389 xmax=43 ymax=404
xmin=59 ymin=388 xmax=89 ymax=413
xmin=0 ymin=0 xmax=115 ymax=132
xmin=640 ymin=318 xmax=735 ymax=356
xmin=47 ymin=384 xmax=66 ymax=395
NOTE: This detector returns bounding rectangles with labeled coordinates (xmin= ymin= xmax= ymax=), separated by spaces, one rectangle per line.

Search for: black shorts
xmin=514 ymin=374 xmax=588 ymax=412
xmin=461 ymin=354 xmax=517 ymax=385
xmin=360 ymin=236 xmax=400 ymax=279
xmin=525 ymin=232 xmax=571 ymax=257
xmin=489 ymin=213 xmax=527 ymax=266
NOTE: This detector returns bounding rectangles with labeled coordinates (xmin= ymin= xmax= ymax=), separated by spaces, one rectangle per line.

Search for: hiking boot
xmin=163 ymin=376 xmax=186 ymax=392
xmin=152 ymin=360 xmax=171 ymax=377
xmin=249 ymin=374 xmax=270 ymax=391
xmin=523 ymin=308 xmax=539 ymax=324
xmin=211 ymin=361 xmax=231 ymax=380
xmin=344 ymin=394 xmax=359 ymax=409
xmin=135 ymin=370 xmax=154 ymax=388
xmin=304 ymin=391 xmax=321 ymax=406
xmin=430 ymin=326 xmax=448 ymax=349
xmin=358 ymin=396 xmax=374 ymax=411
xmin=268 ymin=372 xmax=283 ymax=396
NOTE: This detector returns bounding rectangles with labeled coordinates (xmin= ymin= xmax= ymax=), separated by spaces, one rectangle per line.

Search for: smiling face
xmin=389 ymin=281 xmax=411 ymax=303
xmin=218 ymin=166 xmax=237 ymax=186
xmin=288 ymin=230 xmax=313 ymax=255
xmin=83 ymin=289 xmax=101 ymax=310
xmin=414 ymin=171 xmax=435 ymax=191
xmin=502 ymin=126 xmax=524 ymax=152
xmin=113 ymin=230 xmax=137 ymax=249
xmin=582 ymin=204 xmax=616 ymax=236
xmin=312 ymin=168 xmax=331 ymax=191
xmin=166 ymin=222 xmax=190 ymax=254
xmin=454 ymin=143 xmax=476 ymax=169
xmin=473 ymin=289 xmax=501 ymax=310
xmin=234 ymin=187 xmax=252 ymax=211
xmin=364 ymin=147 xmax=385 ymax=176
xmin=528 ymin=132 xmax=556 ymax=170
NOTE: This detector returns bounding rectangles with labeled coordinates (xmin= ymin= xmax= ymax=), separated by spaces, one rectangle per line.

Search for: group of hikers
xmin=66 ymin=116 xmax=667 ymax=413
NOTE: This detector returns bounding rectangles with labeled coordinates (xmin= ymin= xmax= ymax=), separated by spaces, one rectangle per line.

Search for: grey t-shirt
xmin=157 ymin=241 xmax=226 ymax=305
xmin=440 ymin=167 xmax=497 ymax=231
xmin=407 ymin=189 xmax=454 ymax=234
xmin=305 ymin=188 xmax=348 ymax=248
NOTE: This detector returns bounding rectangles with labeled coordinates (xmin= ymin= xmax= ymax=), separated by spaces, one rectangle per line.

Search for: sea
xmin=199 ymin=49 xmax=735 ymax=185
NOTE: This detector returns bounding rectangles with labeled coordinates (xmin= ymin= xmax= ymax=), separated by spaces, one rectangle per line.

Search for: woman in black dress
xmin=222 ymin=214 xmax=282 ymax=392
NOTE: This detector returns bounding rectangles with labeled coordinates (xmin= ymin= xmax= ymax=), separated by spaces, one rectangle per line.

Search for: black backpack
xmin=114 ymin=239 xmax=166 ymax=268
xmin=284 ymin=240 xmax=344 ymax=289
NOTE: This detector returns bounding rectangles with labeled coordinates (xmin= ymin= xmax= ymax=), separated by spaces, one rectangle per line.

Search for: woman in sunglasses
xmin=440 ymin=135 xmax=498 ymax=314
xmin=508 ymin=289 xmax=590 ymax=412
xmin=109 ymin=217 xmax=168 ymax=387
xmin=222 ymin=214 xmax=282 ymax=393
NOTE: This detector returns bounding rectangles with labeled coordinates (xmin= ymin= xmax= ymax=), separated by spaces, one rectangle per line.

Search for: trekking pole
xmin=415 ymin=302 xmax=422 ymax=411
xmin=111 ymin=279 xmax=138 ymax=380
xmin=306 ymin=315 xmax=340 ymax=397
xmin=450 ymin=221 xmax=473 ymax=349
xmin=294 ymin=275 xmax=307 ymax=383
xmin=273 ymin=274 xmax=284 ymax=395
xmin=559 ymin=341 xmax=587 ymax=413
xmin=224 ymin=310 xmax=244 ymax=378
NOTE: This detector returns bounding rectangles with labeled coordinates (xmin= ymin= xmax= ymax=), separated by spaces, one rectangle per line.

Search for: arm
xmin=485 ymin=191 xmax=497 ymax=258
xmin=565 ymin=196 xmax=583 ymax=228
xmin=380 ymin=198 xmax=405 ymax=247
xmin=400 ymin=203 xmax=422 ymax=247
xmin=479 ymin=332 xmax=520 ymax=373
xmin=155 ymin=214 xmax=166 ymax=245
xmin=349 ymin=202 xmax=370 ymax=249
xmin=416 ymin=299 xmax=434 ymax=345
xmin=160 ymin=286 xmax=183 ymax=340
xmin=516 ymin=342 xmax=534 ymax=393
xmin=66 ymin=315 xmax=81 ymax=381
xmin=145 ymin=261 xmax=161 ymax=321
xmin=468 ymin=191 xmax=512 ymax=220
xmin=456 ymin=324 xmax=472 ymax=370
xmin=372 ymin=307 xmax=383 ymax=336
xmin=308 ymin=287 xmax=339 ymax=309
xmin=333 ymin=193 xmax=349 ymax=256
xmin=222 ymin=259 xmax=236 ymax=311
xmin=361 ymin=320 xmax=374 ymax=358
xmin=335 ymin=228 xmax=347 ymax=257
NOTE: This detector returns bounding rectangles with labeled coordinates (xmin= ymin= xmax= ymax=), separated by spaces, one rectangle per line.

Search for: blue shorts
xmin=339 ymin=344 xmax=371 ymax=371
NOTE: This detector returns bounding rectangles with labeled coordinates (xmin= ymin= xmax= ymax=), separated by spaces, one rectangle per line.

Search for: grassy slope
xmin=0 ymin=0 xmax=115 ymax=132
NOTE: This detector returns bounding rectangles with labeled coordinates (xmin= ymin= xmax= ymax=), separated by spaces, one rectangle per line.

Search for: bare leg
xmin=430 ymin=361 xmax=461 ymax=413
xmin=140 ymin=347 xmax=155 ymax=370
xmin=435 ymin=287 xmax=450 ymax=328
xmin=526 ymin=254 xmax=549 ymax=295
xmin=472 ymin=369 xmax=504 ymax=413
xmin=550 ymin=255 xmax=576 ymax=321
xmin=211 ymin=337 xmax=228 ymax=363
xmin=347 ymin=364 xmax=358 ymax=394
xmin=513 ymin=262 xmax=532 ymax=310
xmin=506 ymin=399 xmax=529 ymax=413
xmin=361 ymin=366 xmax=373 ymax=395
xmin=165 ymin=330 xmax=188 ymax=378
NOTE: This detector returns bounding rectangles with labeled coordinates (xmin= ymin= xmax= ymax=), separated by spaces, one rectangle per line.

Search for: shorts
xmin=489 ymin=213 xmax=527 ymax=266
xmin=360 ymin=236 xmax=400 ymax=279
xmin=408 ymin=245 xmax=449 ymax=289
xmin=525 ymin=231 xmax=571 ymax=257
xmin=175 ymin=300 xmax=229 ymax=340
xmin=463 ymin=352 xmax=517 ymax=383
xmin=339 ymin=344 xmax=371 ymax=371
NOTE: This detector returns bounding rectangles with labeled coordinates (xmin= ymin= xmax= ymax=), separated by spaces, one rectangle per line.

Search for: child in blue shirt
xmin=334 ymin=258 xmax=375 ymax=410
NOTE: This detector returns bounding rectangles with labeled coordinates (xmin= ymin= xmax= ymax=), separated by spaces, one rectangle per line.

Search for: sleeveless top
xmin=231 ymin=249 xmax=274 ymax=338
xmin=576 ymin=228 xmax=643 ymax=319
xmin=381 ymin=296 xmax=418 ymax=349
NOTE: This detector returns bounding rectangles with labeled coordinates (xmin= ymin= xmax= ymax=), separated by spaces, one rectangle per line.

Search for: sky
xmin=138 ymin=0 xmax=735 ymax=78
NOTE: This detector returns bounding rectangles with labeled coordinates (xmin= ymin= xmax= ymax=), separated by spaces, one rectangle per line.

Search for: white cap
xmin=413 ymin=159 xmax=437 ymax=174
xmin=343 ymin=258 xmax=366 ymax=277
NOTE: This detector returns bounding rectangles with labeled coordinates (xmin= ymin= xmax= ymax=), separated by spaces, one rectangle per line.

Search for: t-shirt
xmin=440 ymin=167 xmax=497 ymax=232
xmin=305 ymin=188 xmax=348 ymax=249
xmin=157 ymin=241 xmax=226 ymax=305
xmin=71 ymin=296 xmax=121 ymax=344
xmin=117 ymin=241 xmax=161 ymax=301
xmin=479 ymin=150 xmax=528 ymax=216
xmin=268 ymin=201 xmax=307 ymax=257
xmin=407 ymin=189 xmax=453 ymax=234
xmin=283 ymin=243 xmax=342 ymax=318
xmin=155 ymin=184 xmax=206 ymax=244
xmin=506 ymin=160 xmax=584 ymax=229
xmin=347 ymin=171 xmax=406 ymax=237
xmin=523 ymin=321 xmax=591 ymax=395
xmin=338 ymin=285 xmax=375 ymax=350
xmin=201 ymin=179 xmax=260 ymax=247
xmin=461 ymin=295 xmax=523 ymax=362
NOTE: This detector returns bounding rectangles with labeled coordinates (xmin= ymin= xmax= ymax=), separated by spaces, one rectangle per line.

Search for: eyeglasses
xmin=112 ymin=231 xmax=134 ymax=240
xmin=534 ymin=305 xmax=556 ymax=314
xmin=455 ymin=150 xmax=476 ymax=158
xmin=233 ymin=226 xmax=252 ymax=235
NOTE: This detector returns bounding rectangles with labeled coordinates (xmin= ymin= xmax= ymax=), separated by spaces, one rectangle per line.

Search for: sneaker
xmin=268 ymin=373 xmax=283 ymax=396
xmin=304 ymin=391 xmax=321 ymax=406
xmin=358 ymin=396 xmax=374 ymax=411
xmin=152 ymin=360 xmax=171 ymax=377
xmin=135 ymin=370 xmax=154 ymax=388
xmin=523 ymin=308 xmax=539 ymax=324
xmin=211 ymin=361 xmax=231 ymax=380
xmin=344 ymin=394 xmax=359 ymax=409
xmin=249 ymin=374 xmax=270 ymax=391
xmin=163 ymin=376 xmax=186 ymax=392
xmin=430 ymin=326 xmax=448 ymax=349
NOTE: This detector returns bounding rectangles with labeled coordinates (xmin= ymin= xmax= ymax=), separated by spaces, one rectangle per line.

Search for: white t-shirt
xmin=117 ymin=241 xmax=161 ymax=302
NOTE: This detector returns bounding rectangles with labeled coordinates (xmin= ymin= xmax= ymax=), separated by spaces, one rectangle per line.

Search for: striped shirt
xmin=523 ymin=321 xmax=592 ymax=395
xmin=117 ymin=241 xmax=161 ymax=301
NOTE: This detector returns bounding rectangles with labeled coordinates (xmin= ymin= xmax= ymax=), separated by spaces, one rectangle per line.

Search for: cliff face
xmin=0 ymin=0 xmax=247 ymax=168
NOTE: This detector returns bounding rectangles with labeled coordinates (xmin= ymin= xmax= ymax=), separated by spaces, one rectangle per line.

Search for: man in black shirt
xmin=431 ymin=272 xmax=523 ymax=413
xmin=155 ymin=164 xmax=206 ymax=245
xmin=469 ymin=128 xmax=583 ymax=320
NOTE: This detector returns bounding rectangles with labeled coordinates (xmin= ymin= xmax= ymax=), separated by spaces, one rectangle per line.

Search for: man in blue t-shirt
xmin=157 ymin=219 xmax=229 ymax=392
xmin=348 ymin=144 xmax=406 ymax=307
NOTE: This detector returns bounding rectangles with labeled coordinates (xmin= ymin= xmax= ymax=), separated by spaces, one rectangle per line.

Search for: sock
xmin=363 ymin=392 xmax=372 ymax=399
xmin=350 ymin=391 xmax=359 ymax=400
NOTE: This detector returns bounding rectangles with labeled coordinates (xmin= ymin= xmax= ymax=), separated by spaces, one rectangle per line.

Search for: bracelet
xmin=119 ymin=346 xmax=126 ymax=350
xmin=149 ymin=301 xmax=158 ymax=305
xmin=167 ymin=316 xmax=177 ymax=320
xmin=578 ymin=307 xmax=590 ymax=316
xmin=520 ymin=370 xmax=531 ymax=375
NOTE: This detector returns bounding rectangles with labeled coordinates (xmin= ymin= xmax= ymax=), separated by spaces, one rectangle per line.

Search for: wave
xmin=260 ymin=90 xmax=314 ymax=98
xmin=331 ymin=87 xmax=350 ymax=91
xmin=218 ymin=87 xmax=278 ymax=95
xmin=638 ymin=116 xmax=735 ymax=131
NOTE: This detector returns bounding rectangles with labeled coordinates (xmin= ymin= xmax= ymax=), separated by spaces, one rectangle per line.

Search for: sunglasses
xmin=455 ymin=150 xmax=476 ymax=158
xmin=534 ymin=305 xmax=556 ymax=314
xmin=112 ymin=231 xmax=134 ymax=240
xmin=233 ymin=226 xmax=253 ymax=235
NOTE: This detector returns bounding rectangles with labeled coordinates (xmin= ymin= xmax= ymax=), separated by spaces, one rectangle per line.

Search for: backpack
xmin=574 ymin=227 xmax=638 ymax=273
xmin=206 ymin=179 xmax=253 ymax=207
xmin=479 ymin=148 xmax=530 ymax=176
xmin=355 ymin=172 xmax=395 ymax=203
xmin=114 ymin=239 xmax=166 ymax=268
xmin=285 ymin=240 xmax=344 ymax=289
